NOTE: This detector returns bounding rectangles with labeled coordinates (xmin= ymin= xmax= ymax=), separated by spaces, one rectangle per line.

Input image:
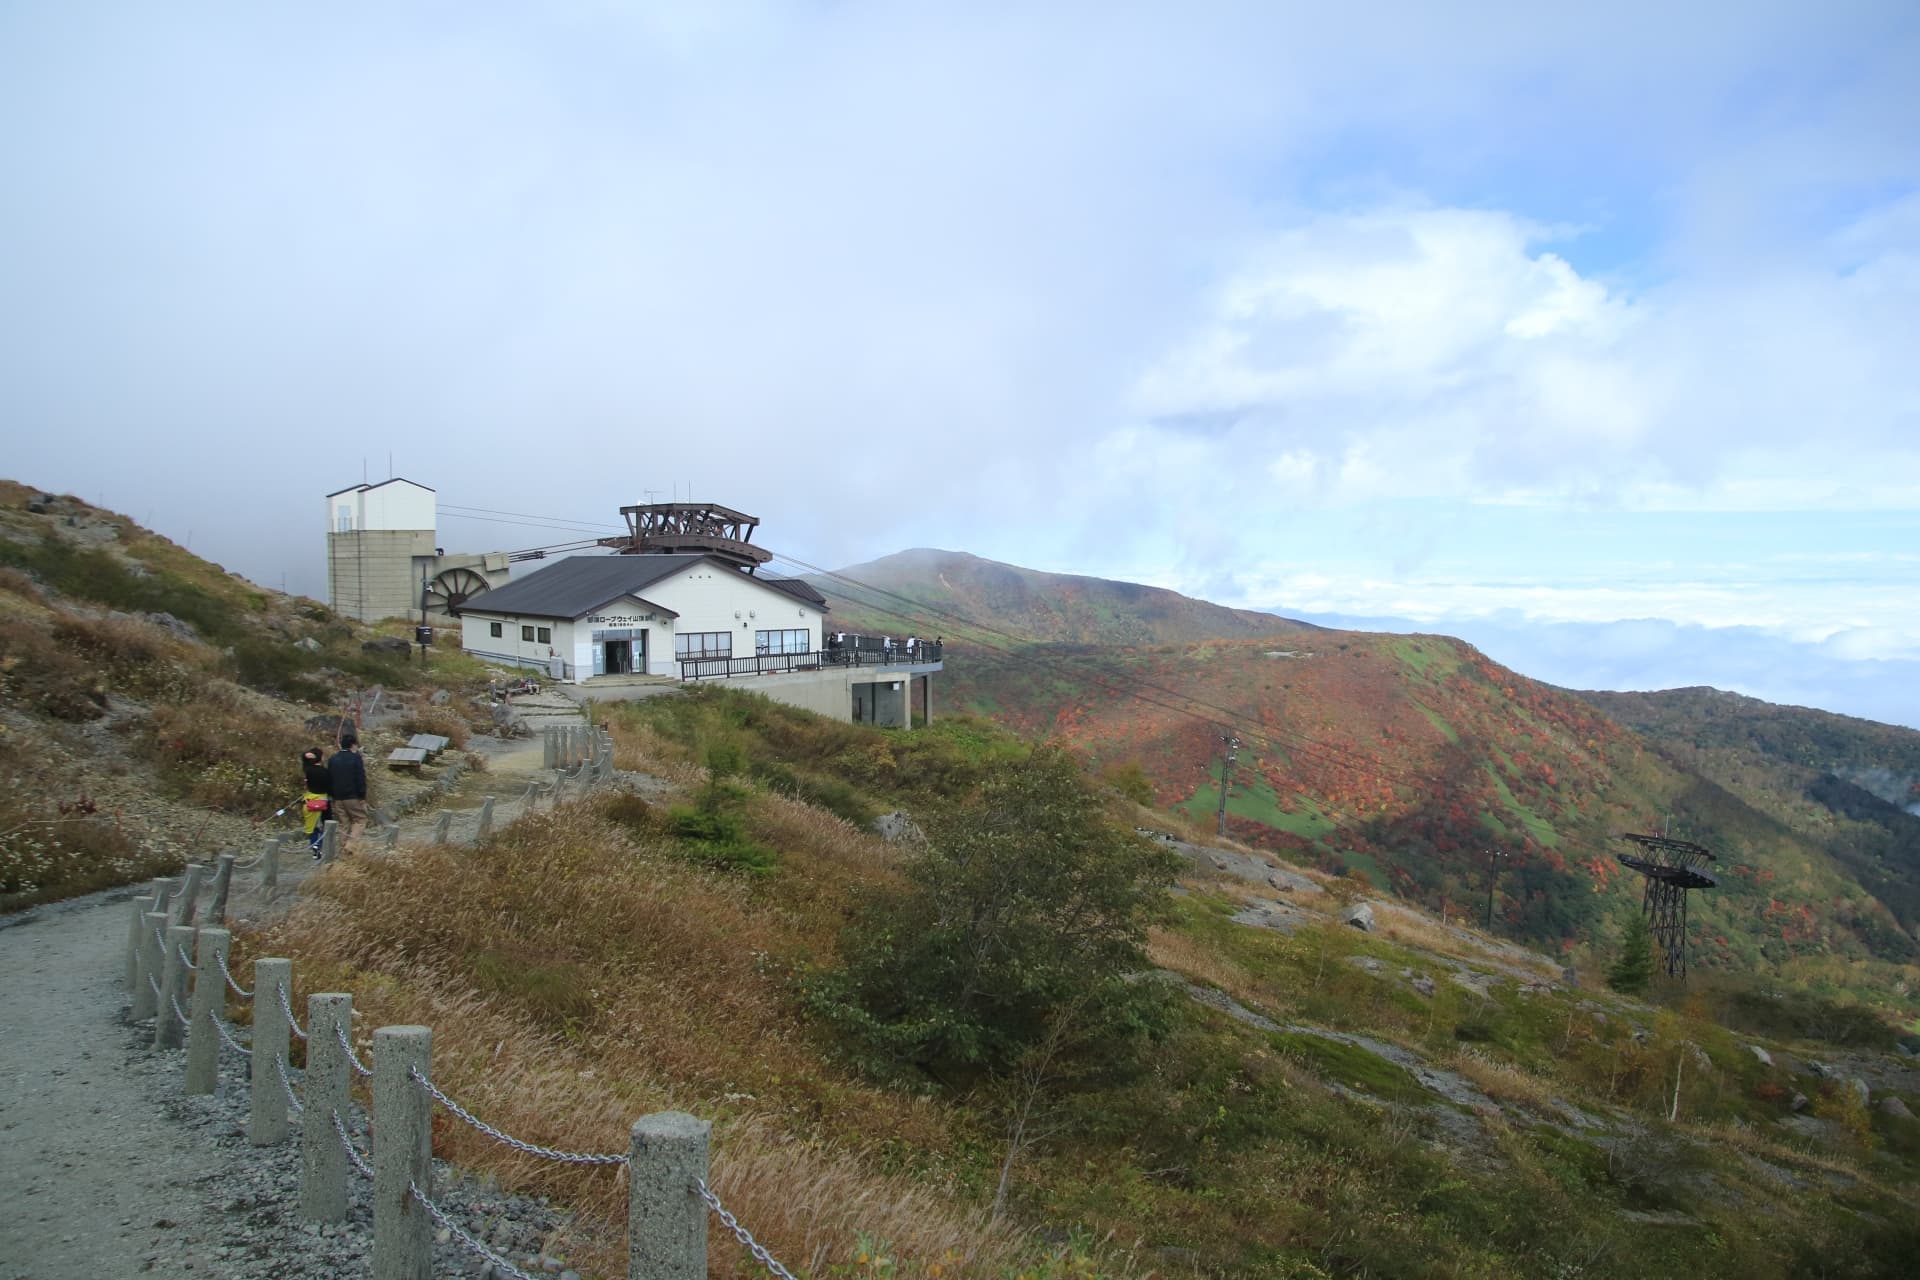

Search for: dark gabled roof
xmin=325 ymin=477 xmax=438 ymax=498
xmin=761 ymin=577 xmax=830 ymax=610
xmin=459 ymin=554 xmax=705 ymax=620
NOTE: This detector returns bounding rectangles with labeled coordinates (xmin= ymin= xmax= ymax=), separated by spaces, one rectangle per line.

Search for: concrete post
xmin=207 ymin=853 xmax=237 ymax=925
xmin=157 ymin=924 xmax=195 ymax=1050
xmin=132 ymin=910 xmax=167 ymax=1021
xmin=431 ymin=812 xmax=451 ymax=845
xmin=543 ymin=727 xmax=556 ymax=769
xmin=251 ymin=959 xmax=292 ymax=1146
xmin=321 ymin=820 xmax=340 ymax=863
xmin=175 ymin=862 xmax=207 ymax=925
xmin=475 ymin=795 xmax=495 ymax=840
xmin=373 ymin=1026 xmax=433 ymax=1280
xmin=261 ymin=836 xmax=282 ymax=894
xmin=125 ymin=880 xmax=164 ymax=993
xmin=301 ymin=994 xmax=353 ymax=1222
xmin=552 ymin=769 xmax=567 ymax=805
xmin=186 ymin=927 xmax=230 ymax=1094
xmin=628 ymin=1111 xmax=711 ymax=1280
xmin=383 ymin=824 xmax=399 ymax=853
xmin=153 ymin=878 xmax=175 ymax=918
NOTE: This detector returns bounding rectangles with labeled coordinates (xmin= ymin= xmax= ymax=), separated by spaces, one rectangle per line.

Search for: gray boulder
xmin=293 ymin=636 xmax=323 ymax=653
xmin=1410 ymin=974 xmax=1436 ymax=998
xmin=362 ymin=636 xmax=412 ymax=656
xmin=1879 ymin=1096 xmax=1913 ymax=1121
xmin=1747 ymin=1044 xmax=1774 ymax=1068
xmin=429 ymin=688 xmax=451 ymax=706
xmin=1342 ymin=902 xmax=1375 ymax=931
xmin=873 ymin=811 xmax=924 ymax=843
xmin=144 ymin=611 xmax=199 ymax=641
xmin=1851 ymin=1077 xmax=1870 ymax=1107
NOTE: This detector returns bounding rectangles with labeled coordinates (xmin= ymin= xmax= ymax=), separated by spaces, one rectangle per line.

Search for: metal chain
xmin=147 ymin=973 xmax=162 ymax=1000
xmin=276 ymin=983 xmax=308 ymax=1040
xmin=212 ymin=1013 xmax=252 ymax=1057
xmin=331 ymin=1110 xmax=374 ymax=1180
xmin=170 ymin=992 xmax=192 ymax=1027
xmin=696 ymin=1178 xmax=800 ymax=1280
xmin=408 ymin=1180 xmax=542 ymax=1280
xmin=407 ymin=1068 xmax=627 ymax=1166
xmin=336 ymin=1020 xmax=373 ymax=1078
xmin=217 ymin=950 xmax=253 ymax=999
xmin=276 ymin=1055 xmax=304 ymax=1113
xmin=175 ymin=943 xmax=198 ymax=972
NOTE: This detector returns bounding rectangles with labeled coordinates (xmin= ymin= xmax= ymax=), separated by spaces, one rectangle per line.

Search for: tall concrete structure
xmin=325 ymin=478 xmax=510 ymax=623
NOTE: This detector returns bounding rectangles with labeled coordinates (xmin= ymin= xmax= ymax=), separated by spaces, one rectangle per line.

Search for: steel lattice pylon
xmin=1617 ymin=834 xmax=1717 ymax=979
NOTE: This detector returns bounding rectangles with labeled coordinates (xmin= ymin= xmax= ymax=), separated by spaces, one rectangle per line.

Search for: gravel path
xmin=0 ymin=897 xmax=584 ymax=1280
xmin=0 ymin=889 xmax=229 ymax=1278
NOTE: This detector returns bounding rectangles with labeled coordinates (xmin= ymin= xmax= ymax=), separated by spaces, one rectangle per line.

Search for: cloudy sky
xmin=4 ymin=3 xmax=1917 ymax=726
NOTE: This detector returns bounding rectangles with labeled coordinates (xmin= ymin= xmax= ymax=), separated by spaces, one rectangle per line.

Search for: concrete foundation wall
xmin=328 ymin=530 xmax=436 ymax=622
xmin=730 ymin=666 xmax=935 ymax=726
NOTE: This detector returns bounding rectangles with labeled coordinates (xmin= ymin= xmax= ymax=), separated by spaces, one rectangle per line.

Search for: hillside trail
xmin=0 ymin=698 xmax=664 ymax=1278
xmin=0 ymin=891 xmax=227 ymax=1279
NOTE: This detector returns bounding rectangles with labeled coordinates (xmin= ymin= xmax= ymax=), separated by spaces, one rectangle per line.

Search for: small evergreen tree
xmin=815 ymin=745 xmax=1179 ymax=1083
xmin=1608 ymin=909 xmax=1657 ymax=994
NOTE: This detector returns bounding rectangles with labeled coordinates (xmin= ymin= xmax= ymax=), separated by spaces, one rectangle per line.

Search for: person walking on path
xmin=327 ymin=733 xmax=369 ymax=848
xmin=300 ymin=747 xmax=331 ymax=855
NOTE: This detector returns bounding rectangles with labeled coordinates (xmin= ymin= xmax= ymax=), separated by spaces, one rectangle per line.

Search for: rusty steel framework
xmin=1617 ymin=833 xmax=1717 ymax=979
xmin=596 ymin=502 xmax=772 ymax=572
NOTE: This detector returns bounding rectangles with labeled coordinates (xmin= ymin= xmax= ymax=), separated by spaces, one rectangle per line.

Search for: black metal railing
xmin=678 ymin=641 xmax=943 ymax=681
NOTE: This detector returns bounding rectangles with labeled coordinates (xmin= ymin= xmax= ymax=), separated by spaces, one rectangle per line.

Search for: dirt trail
xmin=0 ymin=892 xmax=226 ymax=1279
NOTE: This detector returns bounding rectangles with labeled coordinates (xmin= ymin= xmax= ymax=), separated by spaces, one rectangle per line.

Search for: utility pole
xmin=1484 ymin=847 xmax=1507 ymax=931
xmin=1215 ymin=732 xmax=1239 ymax=837
xmin=418 ymin=563 xmax=431 ymax=667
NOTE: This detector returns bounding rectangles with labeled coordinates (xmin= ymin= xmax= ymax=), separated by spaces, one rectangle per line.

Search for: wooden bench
xmin=387 ymin=747 xmax=427 ymax=773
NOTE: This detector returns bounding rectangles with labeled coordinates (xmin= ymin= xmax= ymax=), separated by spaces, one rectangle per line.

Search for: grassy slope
xmin=250 ymin=685 xmax=1920 ymax=1279
xmin=0 ymin=481 xmax=498 ymax=907
xmin=1584 ymin=688 xmax=1920 ymax=942
xmin=928 ymin=630 xmax=1920 ymax=1023
xmin=818 ymin=549 xmax=1316 ymax=646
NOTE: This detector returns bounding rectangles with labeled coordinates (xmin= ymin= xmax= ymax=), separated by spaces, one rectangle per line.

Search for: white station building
xmin=455 ymin=552 xmax=941 ymax=727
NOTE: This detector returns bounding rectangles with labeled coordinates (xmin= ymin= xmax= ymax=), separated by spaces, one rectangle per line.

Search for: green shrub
xmin=666 ymin=780 xmax=777 ymax=875
xmin=813 ymin=746 xmax=1179 ymax=1082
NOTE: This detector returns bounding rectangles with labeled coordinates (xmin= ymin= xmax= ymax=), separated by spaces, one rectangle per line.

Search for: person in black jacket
xmin=300 ymin=748 xmax=331 ymax=854
xmin=326 ymin=733 xmax=369 ymax=849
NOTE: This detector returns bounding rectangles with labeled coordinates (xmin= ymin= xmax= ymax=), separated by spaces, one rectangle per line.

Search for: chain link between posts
xmin=408 ymin=1068 xmax=627 ymax=1166
xmin=335 ymin=1020 xmax=373 ymax=1078
xmin=217 ymin=950 xmax=252 ymax=998
xmin=276 ymin=1055 xmax=304 ymax=1113
xmin=170 ymin=993 xmax=191 ymax=1027
xmin=332 ymin=1110 xmax=374 ymax=1180
xmin=276 ymin=983 xmax=308 ymax=1040
xmin=409 ymin=1180 xmax=542 ymax=1280
xmin=175 ymin=943 xmax=198 ymax=972
xmin=697 ymin=1178 xmax=801 ymax=1280
xmin=212 ymin=1013 xmax=252 ymax=1057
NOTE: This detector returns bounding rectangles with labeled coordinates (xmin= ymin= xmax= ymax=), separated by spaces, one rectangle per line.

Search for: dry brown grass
xmin=1147 ymin=926 xmax=1260 ymax=1008
xmin=240 ymin=800 xmax=1039 ymax=1277
xmin=1447 ymin=1047 xmax=1562 ymax=1116
xmin=610 ymin=718 xmax=705 ymax=787
xmin=1370 ymin=900 xmax=1563 ymax=981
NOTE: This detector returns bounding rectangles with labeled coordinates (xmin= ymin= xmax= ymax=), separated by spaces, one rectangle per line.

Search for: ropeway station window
xmin=675 ymin=632 xmax=732 ymax=660
xmin=755 ymin=629 xmax=809 ymax=655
